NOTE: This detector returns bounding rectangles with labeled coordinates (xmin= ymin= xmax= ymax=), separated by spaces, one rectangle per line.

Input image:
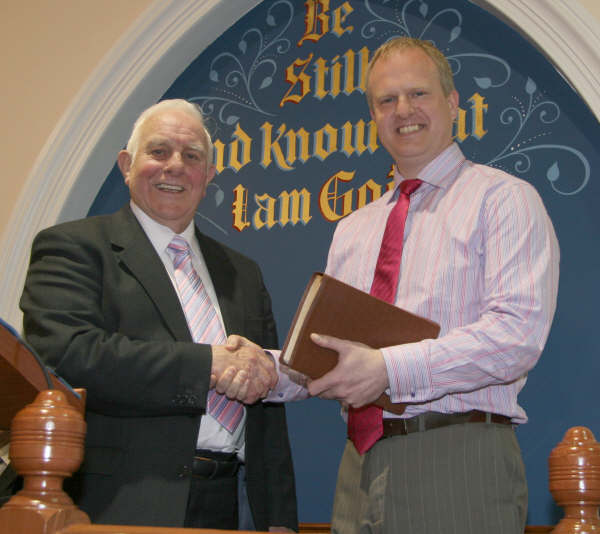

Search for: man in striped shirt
xmin=306 ymin=37 xmax=560 ymax=534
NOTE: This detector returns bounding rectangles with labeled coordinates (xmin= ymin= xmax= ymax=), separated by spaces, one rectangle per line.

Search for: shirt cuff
xmin=381 ymin=342 xmax=433 ymax=404
xmin=263 ymin=350 xmax=309 ymax=403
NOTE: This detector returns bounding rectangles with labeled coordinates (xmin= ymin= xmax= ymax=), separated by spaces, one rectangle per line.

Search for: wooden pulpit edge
xmin=0 ymin=320 xmax=85 ymax=430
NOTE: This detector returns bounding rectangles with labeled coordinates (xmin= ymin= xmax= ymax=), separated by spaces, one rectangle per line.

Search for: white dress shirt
xmin=130 ymin=201 xmax=246 ymax=456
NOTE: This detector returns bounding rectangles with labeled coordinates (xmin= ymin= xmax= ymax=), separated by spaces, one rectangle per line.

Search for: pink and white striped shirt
xmin=325 ymin=143 xmax=559 ymax=423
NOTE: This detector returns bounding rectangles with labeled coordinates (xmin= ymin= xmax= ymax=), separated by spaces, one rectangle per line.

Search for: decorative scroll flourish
xmin=362 ymin=0 xmax=462 ymax=43
xmin=189 ymin=0 xmax=295 ymax=233
xmin=486 ymin=77 xmax=590 ymax=195
xmin=362 ymin=1 xmax=509 ymax=89
xmin=447 ymin=53 xmax=511 ymax=90
xmin=196 ymin=184 xmax=228 ymax=235
xmin=361 ymin=0 xmax=589 ymax=195
xmin=190 ymin=0 xmax=589 ymax=200
xmin=189 ymin=0 xmax=294 ymax=126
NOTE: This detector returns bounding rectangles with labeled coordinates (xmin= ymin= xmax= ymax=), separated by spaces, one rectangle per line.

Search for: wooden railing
xmin=2 ymin=387 xmax=599 ymax=533
xmin=1 ymin=323 xmax=599 ymax=534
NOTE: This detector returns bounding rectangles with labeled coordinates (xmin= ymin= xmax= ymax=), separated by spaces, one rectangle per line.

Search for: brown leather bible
xmin=280 ymin=273 xmax=441 ymax=414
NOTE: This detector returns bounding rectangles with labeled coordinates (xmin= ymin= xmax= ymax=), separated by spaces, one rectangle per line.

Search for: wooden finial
xmin=0 ymin=389 xmax=89 ymax=534
xmin=548 ymin=426 xmax=600 ymax=533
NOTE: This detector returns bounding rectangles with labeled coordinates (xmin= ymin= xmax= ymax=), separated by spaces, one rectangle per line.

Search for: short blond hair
xmin=365 ymin=37 xmax=455 ymax=109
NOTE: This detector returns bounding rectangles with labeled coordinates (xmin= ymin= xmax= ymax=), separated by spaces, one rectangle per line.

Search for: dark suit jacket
xmin=0 ymin=463 xmax=19 ymax=508
xmin=19 ymin=204 xmax=298 ymax=530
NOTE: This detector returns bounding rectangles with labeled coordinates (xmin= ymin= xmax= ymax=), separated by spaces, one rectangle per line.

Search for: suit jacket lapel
xmin=109 ymin=206 xmax=192 ymax=342
xmin=196 ymin=229 xmax=244 ymax=336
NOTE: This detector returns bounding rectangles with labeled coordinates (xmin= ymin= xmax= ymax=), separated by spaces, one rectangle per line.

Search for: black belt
xmin=192 ymin=449 xmax=240 ymax=479
xmin=381 ymin=410 xmax=512 ymax=438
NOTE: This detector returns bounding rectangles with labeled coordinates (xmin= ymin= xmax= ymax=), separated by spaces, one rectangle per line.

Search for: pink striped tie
xmin=167 ymin=235 xmax=244 ymax=433
xmin=347 ymin=178 xmax=422 ymax=454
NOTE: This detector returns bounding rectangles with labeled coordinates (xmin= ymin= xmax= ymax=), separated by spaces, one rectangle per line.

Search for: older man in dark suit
xmin=19 ymin=99 xmax=297 ymax=531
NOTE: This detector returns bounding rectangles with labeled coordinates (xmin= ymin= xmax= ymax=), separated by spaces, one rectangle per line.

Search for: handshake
xmin=210 ymin=335 xmax=307 ymax=404
xmin=211 ymin=333 xmax=389 ymax=409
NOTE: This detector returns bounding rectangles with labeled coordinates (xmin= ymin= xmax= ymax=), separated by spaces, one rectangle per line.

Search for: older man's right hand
xmin=211 ymin=338 xmax=277 ymax=404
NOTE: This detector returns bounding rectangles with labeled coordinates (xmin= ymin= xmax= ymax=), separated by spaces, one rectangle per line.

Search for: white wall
xmin=0 ymin=0 xmax=152 ymax=235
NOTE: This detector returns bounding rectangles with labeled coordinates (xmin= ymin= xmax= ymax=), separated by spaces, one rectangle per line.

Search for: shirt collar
xmin=130 ymin=201 xmax=196 ymax=254
xmin=393 ymin=142 xmax=466 ymax=191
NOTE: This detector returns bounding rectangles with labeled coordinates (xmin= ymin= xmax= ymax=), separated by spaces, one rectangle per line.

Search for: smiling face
xmin=118 ymin=109 xmax=216 ymax=234
xmin=368 ymin=47 xmax=459 ymax=179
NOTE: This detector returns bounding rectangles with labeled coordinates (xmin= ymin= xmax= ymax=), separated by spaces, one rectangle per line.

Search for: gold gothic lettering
xmin=259 ymin=119 xmax=379 ymax=170
xmin=281 ymin=54 xmax=314 ymax=107
xmin=468 ymin=92 xmax=488 ymax=140
xmin=232 ymin=184 xmax=250 ymax=232
xmin=280 ymin=46 xmax=370 ymax=106
xmin=253 ymin=193 xmax=277 ymax=229
xmin=314 ymin=123 xmax=338 ymax=161
xmin=298 ymin=0 xmax=354 ymax=46
xmin=260 ymin=122 xmax=294 ymax=170
xmin=233 ymin=172 xmax=399 ymax=231
xmin=319 ymin=170 xmax=355 ymax=222
xmin=215 ymin=97 xmax=486 ymax=175
xmin=233 ymin=185 xmax=312 ymax=231
xmin=318 ymin=171 xmax=393 ymax=221
xmin=214 ymin=123 xmax=253 ymax=174
xmin=340 ymin=119 xmax=378 ymax=156
xmin=279 ymin=189 xmax=312 ymax=226
xmin=332 ymin=2 xmax=354 ymax=37
xmin=298 ymin=0 xmax=330 ymax=46
xmin=454 ymin=93 xmax=489 ymax=142
xmin=228 ymin=123 xmax=252 ymax=172
xmin=254 ymin=189 xmax=313 ymax=229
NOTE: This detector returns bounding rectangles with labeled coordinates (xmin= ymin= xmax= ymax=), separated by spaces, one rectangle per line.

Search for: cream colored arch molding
xmin=1 ymin=0 xmax=599 ymax=328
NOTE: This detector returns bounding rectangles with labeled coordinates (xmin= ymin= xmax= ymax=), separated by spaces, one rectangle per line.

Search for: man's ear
xmin=206 ymin=164 xmax=216 ymax=184
xmin=368 ymin=99 xmax=375 ymax=121
xmin=448 ymin=90 xmax=459 ymax=121
xmin=117 ymin=150 xmax=132 ymax=184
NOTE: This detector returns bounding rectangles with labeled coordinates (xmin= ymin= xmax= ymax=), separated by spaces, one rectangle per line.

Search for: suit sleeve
xmin=20 ymin=225 xmax=212 ymax=417
xmin=244 ymin=264 xmax=299 ymax=531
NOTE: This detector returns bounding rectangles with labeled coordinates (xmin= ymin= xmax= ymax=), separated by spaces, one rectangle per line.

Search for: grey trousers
xmin=331 ymin=422 xmax=527 ymax=534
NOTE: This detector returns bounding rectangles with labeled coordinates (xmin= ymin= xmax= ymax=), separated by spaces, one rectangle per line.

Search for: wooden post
xmin=0 ymin=389 xmax=89 ymax=534
xmin=548 ymin=426 xmax=600 ymax=533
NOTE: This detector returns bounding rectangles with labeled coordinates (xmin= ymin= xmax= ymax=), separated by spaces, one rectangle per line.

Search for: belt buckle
xmin=193 ymin=456 xmax=219 ymax=479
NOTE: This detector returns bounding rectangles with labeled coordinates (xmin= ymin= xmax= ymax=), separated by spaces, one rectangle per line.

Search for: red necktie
xmin=347 ymin=178 xmax=422 ymax=454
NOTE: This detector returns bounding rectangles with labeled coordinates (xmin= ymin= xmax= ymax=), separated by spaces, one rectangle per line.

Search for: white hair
xmin=126 ymin=99 xmax=214 ymax=170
